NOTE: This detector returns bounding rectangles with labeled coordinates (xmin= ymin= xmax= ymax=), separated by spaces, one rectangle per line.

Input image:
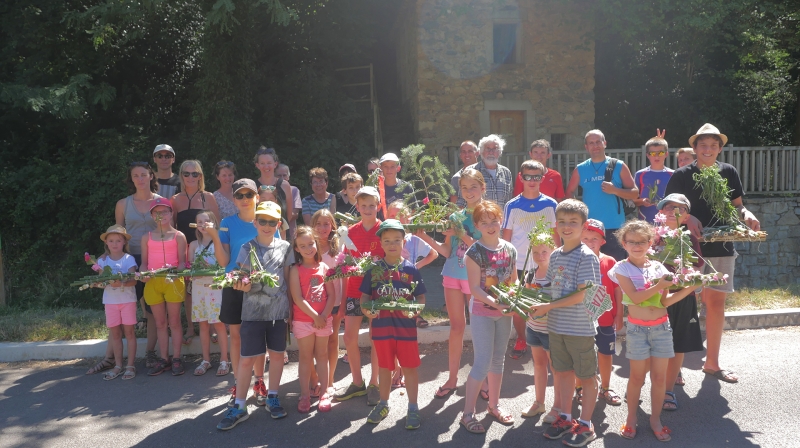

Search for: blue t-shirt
xmin=219 ymin=214 xmax=258 ymax=272
xmin=634 ymin=167 xmax=674 ymax=223
xmin=440 ymin=209 xmax=481 ymax=280
xmin=502 ymin=193 xmax=558 ymax=270
xmin=576 ymin=157 xmax=625 ymax=229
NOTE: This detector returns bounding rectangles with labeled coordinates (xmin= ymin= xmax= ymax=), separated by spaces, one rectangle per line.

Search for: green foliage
xmin=399 ymin=144 xmax=459 ymax=228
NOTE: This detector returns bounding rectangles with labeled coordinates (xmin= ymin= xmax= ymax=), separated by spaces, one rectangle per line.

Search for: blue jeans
xmin=625 ymin=321 xmax=674 ymax=360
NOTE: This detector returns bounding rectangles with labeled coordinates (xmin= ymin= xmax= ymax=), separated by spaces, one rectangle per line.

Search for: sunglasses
xmin=216 ymin=161 xmax=234 ymax=167
xmin=662 ymin=205 xmax=688 ymax=213
xmin=256 ymin=147 xmax=277 ymax=156
xmin=521 ymin=174 xmax=543 ymax=181
xmin=259 ymin=185 xmax=276 ymax=192
xmin=154 ymin=153 xmax=174 ymax=159
xmin=256 ymin=218 xmax=279 ymax=227
xmin=182 ymin=171 xmax=201 ymax=178
xmin=234 ymin=192 xmax=256 ymax=200
xmin=624 ymin=240 xmax=650 ymax=247
xmin=648 ymin=151 xmax=667 ymax=156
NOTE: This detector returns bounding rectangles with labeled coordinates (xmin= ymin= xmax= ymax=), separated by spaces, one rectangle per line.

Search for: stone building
xmin=393 ymin=0 xmax=595 ymax=161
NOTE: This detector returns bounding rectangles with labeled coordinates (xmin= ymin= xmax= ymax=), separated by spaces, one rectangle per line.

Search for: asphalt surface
xmin=2 ymin=327 xmax=799 ymax=447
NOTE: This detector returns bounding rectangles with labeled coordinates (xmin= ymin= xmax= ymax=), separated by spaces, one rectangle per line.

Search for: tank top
xmin=292 ymin=263 xmax=328 ymax=322
xmin=193 ymin=240 xmax=217 ymax=266
xmin=147 ymin=232 xmax=180 ymax=270
xmin=576 ymin=157 xmax=625 ymax=229
xmin=176 ymin=190 xmax=206 ymax=244
xmin=123 ymin=194 xmax=162 ymax=255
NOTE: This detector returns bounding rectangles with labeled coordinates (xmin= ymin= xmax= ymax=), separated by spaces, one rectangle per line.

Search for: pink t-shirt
xmin=292 ymin=263 xmax=329 ymax=322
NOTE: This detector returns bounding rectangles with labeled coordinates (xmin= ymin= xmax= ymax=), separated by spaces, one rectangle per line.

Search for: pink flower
xmin=423 ymin=197 xmax=430 ymax=205
xmin=654 ymin=214 xmax=667 ymax=225
xmin=373 ymin=256 xmax=382 ymax=263
xmin=241 ymin=277 xmax=250 ymax=285
xmin=91 ymin=264 xmax=102 ymax=273
xmin=84 ymin=252 xmax=91 ymax=262
xmin=334 ymin=252 xmax=346 ymax=266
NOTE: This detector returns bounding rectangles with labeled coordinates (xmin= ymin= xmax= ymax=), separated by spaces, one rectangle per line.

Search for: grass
xmin=725 ymin=285 xmax=800 ymax=311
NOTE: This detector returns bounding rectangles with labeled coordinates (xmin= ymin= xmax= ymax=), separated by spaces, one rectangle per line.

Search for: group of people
xmin=84 ymin=122 xmax=760 ymax=445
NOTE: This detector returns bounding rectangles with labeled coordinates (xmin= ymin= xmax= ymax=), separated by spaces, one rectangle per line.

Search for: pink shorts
xmin=105 ymin=302 xmax=138 ymax=327
xmin=292 ymin=317 xmax=334 ymax=339
xmin=442 ymin=276 xmax=471 ymax=294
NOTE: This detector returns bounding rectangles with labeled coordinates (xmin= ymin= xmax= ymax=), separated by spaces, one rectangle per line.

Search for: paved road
xmin=2 ymin=327 xmax=798 ymax=447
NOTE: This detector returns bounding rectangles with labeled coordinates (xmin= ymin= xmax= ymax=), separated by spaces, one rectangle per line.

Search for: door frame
xmin=478 ymin=99 xmax=536 ymax=147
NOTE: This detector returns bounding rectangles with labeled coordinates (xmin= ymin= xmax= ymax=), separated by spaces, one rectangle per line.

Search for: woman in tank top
xmin=253 ymin=146 xmax=293 ymax=226
xmin=213 ymin=160 xmax=238 ymax=220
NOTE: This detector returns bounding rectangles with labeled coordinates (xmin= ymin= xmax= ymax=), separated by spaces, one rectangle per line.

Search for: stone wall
xmin=398 ymin=0 xmax=595 ymax=159
xmin=733 ymin=197 xmax=800 ymax=287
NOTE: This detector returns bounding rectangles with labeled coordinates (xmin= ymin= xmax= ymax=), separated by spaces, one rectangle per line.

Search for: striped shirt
xmin=360 ymin=259 xmax=426 ymax=342
xmin=545 ymin=243 xmax=600 ymax=337
xmin=344 ymin=221 xmax=384 ymax=299
xmin=502 ymin=193 xmax=558 ymax=269
xmin=302 ymin=193 xmax=333 ymax=217
xmin=470 ymin=160 xmax=513 ymax=209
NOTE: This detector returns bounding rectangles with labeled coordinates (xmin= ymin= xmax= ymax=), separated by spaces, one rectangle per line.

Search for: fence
xmin=450 ymin=146 xmax=800 ymax=195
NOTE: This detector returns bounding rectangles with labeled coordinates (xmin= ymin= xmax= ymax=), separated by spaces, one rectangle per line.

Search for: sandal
xmin=620 ymin=423 xmax=637 ymax=439
xmin=574 ymin=386 xmax=583 ymax=401
xmin=543 ymin=407 xmax=560 ymax=424
xmin=479 ymin=388 xmax=489 ymax=401
xmin=182 ymin=334 xmax=194 ymax=346
xmin=675 ymin=370 xmax=685 ymax=386
xmin=216 ymin=361 xmax=230 ymax=376
xmin=663 ymin=391 xmax=678 ymax=411
xmin=391 ymin=371 xmax=405 ymax=389
xmin=521 ymin=401 xmax=545 ymax=418
xmin=298 ymin=395 xmax=311 ymax=414
xmin=653 ymin=425 xmax=672 ymax=442
xmin=211 ymin=333 xmax=219 ymax=344
xmin=599 ymin=387 xmax=622 ymax=406
xmin=103 ymin=365 xmax=123 ymax=381
xmin=487 ymin=405 xmax=514 ymax=425
xmin=341 ymin=354 xmax=349 ymax=364
xmin=415 ymin=316 xmax=429 ymax=328
xmin=194 ymin=360 xmax=212 ymax=376
xmin=460 ymin=413 xmax=485 ymax=434
xmin=702 ymin=368 xmax=738 ymax=384
xmin=318 ymin=393 xmax=332 ymax=412
xmin=310 ymin=383 xmax=321 ymax=398
xmin=122 ymin=366 xmax=136 ymax=380
xmin=86 ymin=358 xmax=114 ymax=375
xmin=434 ymin=386 xmax=457 ymax=399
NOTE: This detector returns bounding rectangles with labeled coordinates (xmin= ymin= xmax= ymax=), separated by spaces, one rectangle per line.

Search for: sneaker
xmin=563 ymin=422 xmax=597 ymax=447
xmin=366 ymin=384 xmax=380 ymax=406
xmin=405 ymin=409 xmax=421 ymax=430
xmin=147 ymin=358 xmax=170 ymax=376
xmin=334 ymin=382 xmax=367 ymax=402
xmin=253 ymin=378 xmax=267 ymax=406
xmin=145 ymin=350 xmax=158 ymax=368
xmin=216 ymin=404 xmax=249 ymax=431
xmin=367 ymin=403 xmax=390 ymax=424
xmin=510 ymin=338 xmax=527 ymax=359
xmin=227 ymin=385 xmax=237 ymax=408
xmin=318 ymin=393 xmax=332 ymax=412
xmin=171 ymin=358 xmax=185 ymax=376
xmin=543 ymin=417 xmax=576 ymax=440
xmin=267 ymin=394 xmax=287 ymax=419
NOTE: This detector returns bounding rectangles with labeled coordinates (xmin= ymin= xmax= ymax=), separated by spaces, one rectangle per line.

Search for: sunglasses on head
xmin=216 ymin=161 xmax=234 ymax=167
xmin=234 ymin=192 xmax=256 ymax=200
xmin=182 ymin=171 xmax=201 ymax=178
xmin=259 ymin=185 xmax=276 ymax=192
xmin=521 ymin=174 xmax=543 ymax=181
xmin=129 ymin=161 xmax=150 ymax=168
xmin=257 ymin=218 xmax=279 ymax=227
xmin=154 ymin=153 xmax=174 ymax=159
xmin=648 ymin=151 xmax=667 ymax=156
xmin=257 ymin=147 xmax=276 ymax=156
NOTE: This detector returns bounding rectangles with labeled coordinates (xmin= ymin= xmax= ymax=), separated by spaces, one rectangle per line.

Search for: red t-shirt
xmin=512 ymin=168 xmax=565 ymax=200
xmin=597 ymin=253 xmax=619 ymax=327
xmin=345 ymin=220 xmax=384 ymax=299
xmin=292 ymin=263 xmax=328 ymax=322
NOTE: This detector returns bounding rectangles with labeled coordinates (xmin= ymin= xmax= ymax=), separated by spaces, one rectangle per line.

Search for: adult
xmin=565 ymin=130 xmax=638 ymax=260
xmin=511 ymin=139 xmax=565 ymax=202
xmin=339 ymin=163 xmax=357 ymax=177
xmin=172 ymin=160 xmax=220 ymax=344
xmin=205 ymin=179 xmax=268 ymax=405
xmin=276 ymin=163 xmax=302 ymax=240
xmin=301 ymin=167 xmax=337 ymax=224
xmin=472 ymin=134 xmax=514 ymax=210
xmin=450 ymin=140 xmax=480 ymax=207
xmin=253 ymin=146 xmax=294 ymax=230
xmin=153 ymin=144 xmax=181 ymax=198
xmin=664 ymin=123 xmax=760 ymax=384
xmin=365 ymin=157 xmax=379 ymax=177
xmin=213 ymin=161 xmax=238 ymax=220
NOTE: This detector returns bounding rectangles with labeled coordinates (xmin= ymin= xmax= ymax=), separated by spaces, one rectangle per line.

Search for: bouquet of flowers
xmin=693 ymin=166 xmax=766 ymax=242
xmin=324 ymin=252 xmax=377 ymax=282
xmin=360 ymin=263 xmax=425 ymax=318
xmin=210 ymin=244 xmax=278 ymax=290
xmin=72 ymin=252 xmax=138 ymax=290
xmin=650 ymin=213 xmax=728 ymax=287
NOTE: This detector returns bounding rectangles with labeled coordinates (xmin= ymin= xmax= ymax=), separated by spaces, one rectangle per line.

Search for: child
xmin=578 ymin=219 xmax=623 ymax=407
xmin=141 ymin=198 xmax=187 ymax=376
xmin=416 ymin=168 xmax=487 ymax=399
xmin=302 ymin=167 xmax=336 ymax=224
xmin=360 ymin=219 xmax=427 ymax=429
xmin=458 ymin=201 xmax=517 ymax=434
xmin=334 ymin=186 xmax=384 ymax=405
xmin=608 ymin=220 xmax=695 ymax=442
xmin=379 ymin=153 xmax=414 ymax=206
xmin=657 ymin=194 xmax=705 ymax=409
xmin=502 ymin=160 xmax=559 ymax=359
xmin=289 ymin=226 xmax=336 ymax=413
xmin=529 ymin=199 xmax=600 ymax=447
xmin=335 ymin=172 xmax=363 ymax=221
xmin=675 ymin=147 xmax=696 ymax=168
xmin=217 ymin=201 xmax=294 ymax=430
xmin=633 ymin=137 xmax=674 ymax=223
xmin=97 ymin=225 xmax=139 ymax=380
xmin=521 ymin=241 xmax=556 ymax=421
xmin=310 ymin=209 xmax=344 ymax=395
xmin=259 ymin=185 xmax=288 ymax=239
xmin=188 ymin=210 xmax=230 ymax=377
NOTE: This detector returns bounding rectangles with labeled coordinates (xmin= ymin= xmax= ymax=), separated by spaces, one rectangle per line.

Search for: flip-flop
xmin=620 ymin=424 xmax=637 ymax=439
xmin=653 ymin=425 xmax=672 ymax=442
xmin=182 ymin=334 xmax=194 ymax=346
xmin=703 ymin=368 xmax=738 ymax=383
xmin=415 ymin=316 xmax=429 ymax=328
xmin=434 ymin=386 xmax=457 ymax=399
xmin=663 ymin=391 xmax=678 ymax=411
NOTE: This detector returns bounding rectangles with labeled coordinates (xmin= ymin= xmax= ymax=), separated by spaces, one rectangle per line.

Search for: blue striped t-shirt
xmin=545 ymin=243 xmax=600 ymax=337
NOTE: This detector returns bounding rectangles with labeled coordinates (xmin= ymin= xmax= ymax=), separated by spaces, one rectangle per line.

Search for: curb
xmin=1 ymin=309 xmax=798 ymax=363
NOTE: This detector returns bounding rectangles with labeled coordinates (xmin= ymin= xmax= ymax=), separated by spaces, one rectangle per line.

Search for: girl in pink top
xmin=289 ymin=226 xmax=336 ymax=414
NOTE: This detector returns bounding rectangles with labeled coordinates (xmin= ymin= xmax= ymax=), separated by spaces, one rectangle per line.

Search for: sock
xmin=561 ymin=412 xmax=571 ymax=421
xmin=379 ymin=400 xmax=389 ymax=407
xmin=408 ymin=403 xmax=419 ymax=412
xmin=579 ymin=418 xmax=591 ymax=428
xmin=235 ymin=398 xmax=246 ymax=409
xmin=268 ymin=390 xmax=278 ymax=396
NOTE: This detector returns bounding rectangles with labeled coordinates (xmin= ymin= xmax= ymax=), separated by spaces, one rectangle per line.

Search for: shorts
xmin=331 ymin=306 xmax=341 ymax=316
xmin=625 ymin=321 xmax=675 ymax=360
xmin=219 ymin=287 xmax=243 ymax=325
xmin=374 ymin=339 xmax=421 ymax=370
xmin=667 ymin=294 xmax=704 ymax=353
xmin=549 ymin=333 xmax=597 ymax=379
xmin=143 ymin=277 xmax=185 ymax=306
xmin=601 ymin=230 xmax=626 ymax=261
xmin=293 ymin=317 xmax=334 ymax=339
xmin=105 ymin=302 xmax=138 ymax=327
xmin=702 ymin=254 xmax=736 ymax=293
xmin=442 ymin=276 xmax=470 ymax=294
xmin=344 ymin=297 xmax=363 ymax=317
xmin=240 ymin=320 xmax=288 ymax=357
xmin=594 ymin=325 xmax=616 ymax=355
xmin=191 ymin=278 xmax=222 ymax=323
xmin=525 ymin=327 xmax=550 ymax=350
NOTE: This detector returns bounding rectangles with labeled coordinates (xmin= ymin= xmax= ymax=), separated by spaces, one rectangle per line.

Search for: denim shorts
xmin=525 ymin=327 xmax=550 ymax=350
xmin=625 ymin=321 xmax=675 ymax=360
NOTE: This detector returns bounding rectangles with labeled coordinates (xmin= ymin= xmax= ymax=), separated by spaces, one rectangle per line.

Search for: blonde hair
xmin=103 ymin=233 xmax=131 ymax=255
xmin=459 ymin=168 xmax=486 ymax=190
xmin=645 ymin=137 xmax=669 ymax=152
xmin=676 ymin=147 xmax=696 ymax=158
xmin=614 ymin=220 xmax=655 ymax=244
xmin=387 ymin=200 xmax=410 ymax=219
xmin=179 ymin=160 xmax=205 ymax=191
xmin=194 ymin=210 xmax=219 ymax=243
xmin=293 ymin=226 xmax=322 ymax=264
xmin=310 ymin=209 xmax=340 ymax=257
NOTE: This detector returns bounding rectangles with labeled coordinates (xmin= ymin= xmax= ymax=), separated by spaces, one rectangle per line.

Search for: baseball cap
xmin=379 ymin=153 xmax=400 ymax=164
xmin=355 ymin=186 xmax=380 ymax=202
xmin=232 ymin=178 xmax=257 ymax=195
xmin=153 ymin=144 xmax=174 ymax=155
xmin=149 ymin=197 xmax=173 ymax=213
xmin=100 ymin=224 xmax=132 ymax=242
xmin=586 ymin=218 xmax=605 ymax=239
xmin=376 ymin=219 xmax=405 ymax=237
xmin=339 ymin=163 xmax=357 ymax=175
xmin=657 ymin=193 xmax=691 ymax=211
xmin=254 ymin=201 xmax=282 ymax=220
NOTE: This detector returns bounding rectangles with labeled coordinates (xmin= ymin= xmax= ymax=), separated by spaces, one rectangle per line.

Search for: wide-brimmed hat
xmin=100 ymin=224 xmax=132 ymax=242
xmin=688 ymin=123 xmax=728 ymax=147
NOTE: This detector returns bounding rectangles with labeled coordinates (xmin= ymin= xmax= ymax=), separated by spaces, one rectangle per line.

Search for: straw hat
xmin=100 ymin=224 xmax=132 ymax=242
xmin=688 ymin=123 xmax=728 ymax=147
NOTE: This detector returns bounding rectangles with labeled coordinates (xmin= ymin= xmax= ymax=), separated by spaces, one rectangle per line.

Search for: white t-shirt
xmin=99 ymin=253 xmax=138 ymax=305
xmin=402 ymin=234 xmax=432 ymax=264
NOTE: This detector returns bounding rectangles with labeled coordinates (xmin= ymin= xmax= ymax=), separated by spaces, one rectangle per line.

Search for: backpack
xmin=604 ymin=158 xmax=637 ymax=219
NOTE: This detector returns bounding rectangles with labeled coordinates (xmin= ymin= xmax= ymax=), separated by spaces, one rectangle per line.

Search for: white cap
xmin=379 ymin=153 xmax=399 ymax=164
xmin=153 ymin=144 xmax=174 ymax=155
